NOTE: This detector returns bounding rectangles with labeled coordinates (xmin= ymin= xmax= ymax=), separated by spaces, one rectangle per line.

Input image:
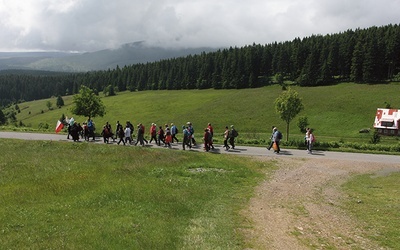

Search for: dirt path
xmin=243 ymin=157 xmax=399 ymax=249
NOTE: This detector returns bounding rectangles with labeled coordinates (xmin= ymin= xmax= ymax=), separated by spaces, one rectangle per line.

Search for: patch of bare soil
xmin=242 ymin=157 xmax=399 ymax=250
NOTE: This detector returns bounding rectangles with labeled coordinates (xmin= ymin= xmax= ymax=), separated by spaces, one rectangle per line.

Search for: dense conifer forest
xmin=1 ymin=24 xmax=400 ymax=107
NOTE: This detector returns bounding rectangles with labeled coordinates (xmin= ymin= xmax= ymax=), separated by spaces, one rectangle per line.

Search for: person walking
xmin=87 ymin=118 xmax=96 ymax=141
xmin=223 ymin=126 xmax=230 ymax=151
xmin=171 ymin=123 xmax=179 ymax=143
xmin=267 ymin=126 xmax=276 ymax=150
xmin=117 ymin=126 xmax=125 ymax=145
xmin=101 ymin=125 xmax=110 ymax=143
xmin=306 ymin=128 xmax=315 ymax=154
xmin=115 ymin=121 xmax=122 ymax=142
xmin=164 ymin=124 xmax=172 ymax=148
xmin=182 ymin=125 xmax=192 ymax=150
xmin=105 ymin=121 xmax=113 ymax=142
xmin=272 ymin=127 xmax=282 ymax=153
xmin=187 ymin=122 xmax=196 ymax=146
xmin=135 ymin=124 xmax=145 ymax=146
xmin=207 ymin=123 xmax=215 ymax=149
xmin=139 ymin=123 xmax=148 ymax=144
xmin=203 ymin=128 xmax=211 ymax=151
xmin=157 ymin=126 xmax=165 ymax=146
xmin=124 ymin=125 xmax=132 ymax=145
xmin=149 ymin=123 xmax=158 ymax=144
xmin=229 ymin=125 xmax=238 ymax=149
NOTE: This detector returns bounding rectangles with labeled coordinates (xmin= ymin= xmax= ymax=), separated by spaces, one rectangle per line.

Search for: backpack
xmin=232 ymin=129 xmax=238 ymax=137
xmin=277 ymin=131 xmax=283 ymax=140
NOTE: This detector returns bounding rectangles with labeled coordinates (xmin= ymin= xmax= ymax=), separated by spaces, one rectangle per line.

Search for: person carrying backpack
xmin=272 ymin=127 xmax=282 ymax=154
xmin=229 ymin=125 xmax=238 ymax=149
xmin=182 ymin=125 xmax=192 ymax=150
xmin=171 ymin=123 xmax=179 ymax=143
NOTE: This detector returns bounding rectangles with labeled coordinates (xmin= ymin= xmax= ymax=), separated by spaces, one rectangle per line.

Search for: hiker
xmin=229 ymin=125 xmax=238 ymax=149
xmin=267 ymin=126 xmax=276 ymax=150
xmin=115 ymin=121 xmax=123 ymax=141
xmin=272 ymin=127 xmax=282 ymax=153
xmin=70 ymin=122 xmax=80 ymax=142
xmin=139 ymin=123 xmax=148 ymax=144
xmin=87 ymin=118 xmax=96 ymax=141
xmin=306 ymin=128 xmax=315 ymax=154
xmin=105 ymin=121 xmax=113 ymax=141
xmin=126 ymin=121 xmax=134 ymax=141
xmin=171 ymin=123 xmax=179 ymax=143
xmin=203 ymin=128 xmax=211 ymax=151
xmin=124 ymin=125 xmax=132 ymax=144
xmin=101 ymin=125 xmax=111 ymax=143
xmin=149 ymin=123 xmax=158 ymax=144
xmin=82 ymin=122 xmax=89 ymax=141
xmin=207 ymin=123 xmax=215 ymax=149
xmin=157 ymin=126 xmax=165 ymax=146
xmin=182 ymin=125 xmax=192 ymax=150
xmin=135 ymin=124 xmax=145 ymax=146
xmin=187 ymin=122 xmax=196 ymax=146
xmin=117 ymin=126 xmax=125 ymax=145
xmin=164 ymin=124 xmax=172 ymax=148
xmin=223 ymin=126 xmax=230 ymax=151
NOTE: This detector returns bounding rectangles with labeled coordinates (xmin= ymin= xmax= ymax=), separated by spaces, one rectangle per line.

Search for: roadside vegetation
xmin=2 ymin=82 xmax=400 ymax=153
xmin=0 ymin=139 xmax=267 ymax=249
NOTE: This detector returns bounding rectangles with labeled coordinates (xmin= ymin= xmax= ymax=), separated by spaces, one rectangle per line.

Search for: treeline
xmin=1 ymin=24 xmax=400 ymax=107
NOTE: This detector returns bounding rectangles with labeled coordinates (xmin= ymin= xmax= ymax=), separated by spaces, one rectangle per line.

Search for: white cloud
xmin=0 ymin=0 xmax=399 ymax=52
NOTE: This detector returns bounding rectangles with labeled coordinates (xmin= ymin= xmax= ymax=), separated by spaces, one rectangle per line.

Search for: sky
xmin=0 ymin=0 xmax=399 ymax=52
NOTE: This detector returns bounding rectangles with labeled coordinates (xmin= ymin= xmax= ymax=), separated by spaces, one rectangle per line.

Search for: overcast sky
xmin=0 ymin=0 xmax=399 ymax=52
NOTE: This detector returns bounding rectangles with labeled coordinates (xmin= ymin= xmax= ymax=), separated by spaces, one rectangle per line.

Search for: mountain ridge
xmin=0 ymin=42 xmax=218 ymax=72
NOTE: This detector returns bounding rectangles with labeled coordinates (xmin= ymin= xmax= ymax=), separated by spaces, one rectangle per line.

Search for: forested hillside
xmin=1 ymin=24 xmax=400 ymax=107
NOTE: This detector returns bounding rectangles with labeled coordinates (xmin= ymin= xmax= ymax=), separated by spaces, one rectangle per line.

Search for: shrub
xmin=370 ymin=130 xmax=381 ymax=144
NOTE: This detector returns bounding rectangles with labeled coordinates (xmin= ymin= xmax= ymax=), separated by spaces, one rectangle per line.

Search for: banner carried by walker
xmin=55 ymin=120 xmax=64 ymax=133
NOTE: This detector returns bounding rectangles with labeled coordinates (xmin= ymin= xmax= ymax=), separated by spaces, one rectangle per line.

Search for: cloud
xmin=0 ymin=0 xmax=399 ymax=52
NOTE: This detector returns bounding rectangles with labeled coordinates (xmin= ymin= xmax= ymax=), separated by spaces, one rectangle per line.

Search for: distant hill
xmin=0 ymin=42 xmax=217 ymax=72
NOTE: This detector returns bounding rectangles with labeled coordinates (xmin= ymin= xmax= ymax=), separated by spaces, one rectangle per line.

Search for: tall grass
xmin=0 ymin=139 xmax=267 ymax=249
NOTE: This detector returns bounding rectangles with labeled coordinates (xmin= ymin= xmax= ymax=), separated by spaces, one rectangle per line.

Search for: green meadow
xmin=10 ymin=83 xmax=400 ymax=146
xmin=1 ymin=139 xmax=399 ymax=249
xmin=3 ymin=80 xmax=400 ymax=249
xmin=0 ymin=139 xmax=267 ymax=249
xmin=342 ymin=172 xmax=400 ymax=249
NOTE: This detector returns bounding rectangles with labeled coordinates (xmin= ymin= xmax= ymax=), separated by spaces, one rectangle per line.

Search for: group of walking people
xmin=266 ymin=126 xmax=315 ymax=154
xmin=66 ymin=118 xmax=315 ymax=153
xmin=66 ymin=119 xmax=239 ymax=151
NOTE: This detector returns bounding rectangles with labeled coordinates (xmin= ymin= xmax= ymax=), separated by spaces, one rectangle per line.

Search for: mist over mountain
xmin=0 ymin=42 xmax=218 ymax=72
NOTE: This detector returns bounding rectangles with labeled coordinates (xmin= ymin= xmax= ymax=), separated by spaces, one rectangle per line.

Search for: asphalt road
xmin=1 ymin=131 xmax=400 ymax=164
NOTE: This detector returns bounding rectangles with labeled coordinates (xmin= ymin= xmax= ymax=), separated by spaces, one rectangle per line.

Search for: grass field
xmin=1 ymin=139 xmax=398 ymax=249
xmin=341 ymin=172 xmax=400 ymax=249
xmin=0 ymin=139 xmax=268 ymax=249
xmin=9 ymin=83 xmax=400 ymax=143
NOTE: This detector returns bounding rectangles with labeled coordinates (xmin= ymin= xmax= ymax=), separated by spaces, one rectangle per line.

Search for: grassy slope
xmin=11 ymin=83 xmax=400 ymax=142
xmin=342 ymin=172 xmax=400 ymax=249
xmin=0 ymin=139 xmax=266 ymax=249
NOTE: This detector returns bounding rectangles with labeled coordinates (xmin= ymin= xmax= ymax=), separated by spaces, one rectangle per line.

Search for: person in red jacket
xmin=207 ymin=123 xmax=215 ymax=150
xmin=203 ymin=128 xmax=211 ymax=151
xmin=149 ymin=123 xmax=158 ymax=144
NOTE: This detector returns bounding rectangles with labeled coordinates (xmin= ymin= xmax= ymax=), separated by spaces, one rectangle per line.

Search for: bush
xmin=370 ymin=130 xmax=381 ymax=144
xmin=38 ymin=123 xmax=49 ymax=130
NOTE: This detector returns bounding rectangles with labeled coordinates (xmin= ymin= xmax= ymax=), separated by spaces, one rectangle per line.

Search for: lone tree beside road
xmin=71 ymin=85 xmax=106 ymax=119
xmin=275 ymin=88 xmax=304 ymax=141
